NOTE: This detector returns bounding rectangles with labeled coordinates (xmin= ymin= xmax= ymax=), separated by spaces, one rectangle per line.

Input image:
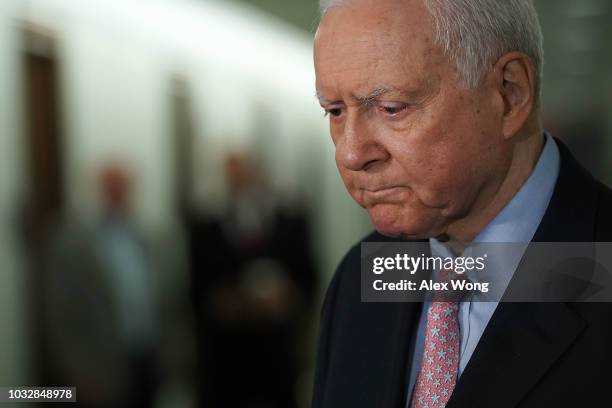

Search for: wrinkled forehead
xmin=315 ymin=0 xmax=435 ymax=51
xmin=314 ymin=0 xmax=446 ymax=92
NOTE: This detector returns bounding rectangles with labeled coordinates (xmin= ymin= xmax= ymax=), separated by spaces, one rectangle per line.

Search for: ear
xmin=492 ymin=52 xmax=536 ymax=139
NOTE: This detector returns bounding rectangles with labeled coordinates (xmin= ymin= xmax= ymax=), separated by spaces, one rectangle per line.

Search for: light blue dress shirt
xmin=405 ymin=133 xmax=560 ymax=405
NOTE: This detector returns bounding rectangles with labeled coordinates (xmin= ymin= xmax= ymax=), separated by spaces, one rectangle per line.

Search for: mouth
xmin=362 ymin=186 xmax=408 ymax=203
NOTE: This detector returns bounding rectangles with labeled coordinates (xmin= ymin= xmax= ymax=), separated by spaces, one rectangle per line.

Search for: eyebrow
xmin=355 ymin=87 xmax=393 ymax=107
xmin=316 ymin=85 xmax=414 ymax=107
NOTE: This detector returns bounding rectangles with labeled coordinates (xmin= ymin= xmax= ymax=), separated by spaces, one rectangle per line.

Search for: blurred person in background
xmin=187 ymin=151 xmax=318 ymax=408
xmin=44 ymin=163 xmax=160 ymax=408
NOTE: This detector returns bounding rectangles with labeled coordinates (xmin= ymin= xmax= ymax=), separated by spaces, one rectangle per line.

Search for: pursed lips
xmin=360 ymin=186 xmax=408 ymax=202
xmin=360 ymin=185 xmax=405 ymax=192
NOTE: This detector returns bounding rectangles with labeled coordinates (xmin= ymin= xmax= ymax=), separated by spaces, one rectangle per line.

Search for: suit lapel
xmin=447 ymin=302 xmax=585 ymax=408
xmin=338 ymin=233 xmax=427 ymax=408
xmin=380 ymin=236 xmax=429 ymax=407
xmin=385 ymin=301 xmax=424 ymax=407
xmin=447 ymin=138 xmax=598 ymax=408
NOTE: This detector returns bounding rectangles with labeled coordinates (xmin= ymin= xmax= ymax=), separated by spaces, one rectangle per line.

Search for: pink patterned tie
xmin=411 ymin=271 xmax=465 ymax=408
xmin=410 ymin=302 xmax=460 ymax=408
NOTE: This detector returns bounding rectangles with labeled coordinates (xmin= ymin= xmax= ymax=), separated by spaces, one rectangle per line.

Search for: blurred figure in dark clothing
xmin=44 ymin=163 xmax=160 ymax=408
xmin=188 ymin=152 xmax=318 ymax=408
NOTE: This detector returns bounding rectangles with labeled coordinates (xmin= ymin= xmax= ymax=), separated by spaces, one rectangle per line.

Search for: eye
xmin=379 ymin=103 xmax=409 ymax=116
xmin=323 ymin=106 xmax=344 ymax=117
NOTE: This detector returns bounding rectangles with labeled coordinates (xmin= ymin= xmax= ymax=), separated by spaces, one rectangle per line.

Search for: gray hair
xmin=319 ymin=0 xmax=544 ymax=103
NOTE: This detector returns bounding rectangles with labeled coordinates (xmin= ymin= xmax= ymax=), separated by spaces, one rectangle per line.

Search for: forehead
xmin=314 ymin=0 xmax=446 ymax=94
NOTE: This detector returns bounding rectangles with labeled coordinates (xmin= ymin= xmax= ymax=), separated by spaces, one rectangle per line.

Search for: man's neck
xmin=442 ymin=129 xmax=545 ymax=248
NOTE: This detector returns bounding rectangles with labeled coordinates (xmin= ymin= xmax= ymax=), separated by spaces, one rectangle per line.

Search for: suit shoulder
xmin=324 ymin=230 xmax=409 ymax=306
xmin=334 ymin=230 xmax=397 ymax=274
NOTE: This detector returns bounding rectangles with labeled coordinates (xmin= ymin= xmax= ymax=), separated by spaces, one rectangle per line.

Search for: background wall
xmin=0 ymin=0 xmax=29 ymax=389
xmin=0 ymin=0 xmax=372 ymax=405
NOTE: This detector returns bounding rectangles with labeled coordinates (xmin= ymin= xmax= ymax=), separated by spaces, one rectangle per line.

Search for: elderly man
xmin=312 ymin=0 xmax=612 ymax=407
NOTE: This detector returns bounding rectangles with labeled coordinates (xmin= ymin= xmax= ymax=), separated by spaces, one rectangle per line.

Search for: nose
xmin=335 ymin=112 xmax=389 ymax=171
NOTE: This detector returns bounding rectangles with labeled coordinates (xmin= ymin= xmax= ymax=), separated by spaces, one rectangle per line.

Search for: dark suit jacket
xmin=312 ymin=139 xmax=612 ymax=407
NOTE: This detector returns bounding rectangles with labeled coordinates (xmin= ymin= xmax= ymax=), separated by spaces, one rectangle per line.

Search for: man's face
xmin=314 ymin=0 xmax=512 ymax=239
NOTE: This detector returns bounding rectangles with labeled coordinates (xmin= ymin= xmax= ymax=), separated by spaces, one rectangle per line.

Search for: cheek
xmin=337 ymin=166 xmax=364 ymax=203
xmin=431 ymin=126 xmax=507 ymax=210
xmin=387 ymin=130 xmax=458 ymax=204
xmin=392 ymin=124 xmax=492 ymax=209
xmin=416 ymin=159 xmax=463 ymax=207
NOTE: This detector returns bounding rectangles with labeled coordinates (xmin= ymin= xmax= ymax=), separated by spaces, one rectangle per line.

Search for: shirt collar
xmin=472 ymin=132 xmax=560 ymax=244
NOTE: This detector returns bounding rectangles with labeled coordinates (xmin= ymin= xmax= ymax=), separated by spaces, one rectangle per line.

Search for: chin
xmin=368 ymin=205 xmax=444 ymax=240
xmin=374 ymin=224 xmax=431 ymax=240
